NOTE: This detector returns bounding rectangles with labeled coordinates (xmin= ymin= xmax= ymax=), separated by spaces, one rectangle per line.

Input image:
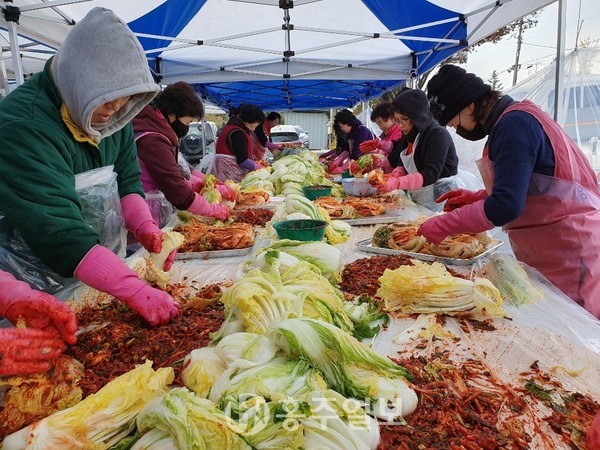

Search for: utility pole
xmin=512 ymin=18 xmax=524 ymax=86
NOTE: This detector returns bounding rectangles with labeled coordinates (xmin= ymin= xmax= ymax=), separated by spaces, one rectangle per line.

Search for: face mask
xmin=456 ymin=123 xmax=487 ymax=141
xmin=171 ymin=119 xmax=189 ymax=138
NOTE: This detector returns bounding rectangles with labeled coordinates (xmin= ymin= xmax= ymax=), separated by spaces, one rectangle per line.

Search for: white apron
xmin=399 ymin=135 xmax=462 ymax=212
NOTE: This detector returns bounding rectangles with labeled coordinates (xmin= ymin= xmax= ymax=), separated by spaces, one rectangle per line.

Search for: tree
xmin=447 ymin=11 xmax=541 ymax=66
xmin=369 ymin=11 xmax=542 ymax=103
xmin=488 ymin=70 xmax=504 ymax=91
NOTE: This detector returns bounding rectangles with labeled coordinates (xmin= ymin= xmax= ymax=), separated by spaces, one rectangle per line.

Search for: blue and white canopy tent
xmin=2 ymin=0 xmax=554 ymax=110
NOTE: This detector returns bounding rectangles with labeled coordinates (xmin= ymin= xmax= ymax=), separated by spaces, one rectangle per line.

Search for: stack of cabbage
xmin=377 ymin=260 xmax=507 ymax=317
xmin=2 ymin=361 xmax=173 ymax=449
xmin=3 ymin=241 xmax=413 ymax=450
xmin=213 ymin=241 xmax=386 ymax=340
xmin=240 ymin=152 xmax=343 ymax=198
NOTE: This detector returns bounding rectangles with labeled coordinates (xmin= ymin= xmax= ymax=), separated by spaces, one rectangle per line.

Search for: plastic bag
xmin=0 ymin=166 xmax=126 ymax=297
xmin=145 ymin=190 xmax=174 ymax=228
xmin=409 ymin=169 xmax=485 ymax=213
xmin=197 ymin=152 xmax=216 ymax=174
xmin=75 ymin=166 xmax=127 ymax=259
xmin=177 ymin=152 xmax=192 ymax=179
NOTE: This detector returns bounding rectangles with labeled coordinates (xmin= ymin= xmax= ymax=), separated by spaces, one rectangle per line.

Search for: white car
xmin=270 ymin=124 xmax=303 ymax=147
xmin=293 ymin=126 xmax=310 ymax=148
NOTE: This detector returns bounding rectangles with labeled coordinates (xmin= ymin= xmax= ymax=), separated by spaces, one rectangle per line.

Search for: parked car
xmin=293 ymin=126 xmax=310 ymax=148
xmin=270 ymin=124 xmax=303 ymax=147
xmin=180 ymin=121 xmax=217 ymax=164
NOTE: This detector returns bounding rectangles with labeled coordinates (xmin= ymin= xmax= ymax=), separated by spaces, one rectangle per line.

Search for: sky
xmin=462 ymin=0 xmax=600 ymax=89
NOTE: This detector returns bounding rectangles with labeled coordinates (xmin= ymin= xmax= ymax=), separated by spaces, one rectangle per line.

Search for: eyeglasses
xmin=394 ymin=116 xmax=410 ymax=125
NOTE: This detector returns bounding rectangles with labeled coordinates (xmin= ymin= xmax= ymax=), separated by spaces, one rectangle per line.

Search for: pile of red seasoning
xmin=231 ymin=207 xmax=275 ymax=227
xmin=378 ymin=352 xmax=533 ymax=449
xmin=65 ymin=283 xmax=225 ymax=397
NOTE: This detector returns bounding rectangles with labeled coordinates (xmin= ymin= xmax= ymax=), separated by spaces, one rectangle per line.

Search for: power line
xmin=521 ymin=42 xmax=559 ymax=49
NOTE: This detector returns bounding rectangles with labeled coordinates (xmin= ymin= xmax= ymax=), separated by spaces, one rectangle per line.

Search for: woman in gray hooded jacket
xmin=0 ymin=8 xmax=179 ymax=327
xmin=369 ymin=88 xmax=462 ymax=210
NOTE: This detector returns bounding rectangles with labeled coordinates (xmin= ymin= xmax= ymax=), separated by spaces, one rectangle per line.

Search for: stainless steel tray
xmin=236 ymin=196 xmax=284 ymax=210
xmin=234 ymin=203 xmax=276 ymax=210
xmin=341 ymin=213 xmax=403 ymax=226
xmin=175 ymin=245 xmax=254 ymax=260
xmin=356 ymin=238 xmax=502 ymax=266
xmin=339 ymin=206 xmax=409 ymax=226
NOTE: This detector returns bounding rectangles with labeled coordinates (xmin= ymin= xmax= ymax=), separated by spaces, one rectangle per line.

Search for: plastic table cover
xmin=69 ymin=199 xmax=600 ymax=448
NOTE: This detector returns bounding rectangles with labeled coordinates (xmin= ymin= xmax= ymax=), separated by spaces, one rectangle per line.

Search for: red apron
xmin=477 ymin=100 xmax=600 ymax=316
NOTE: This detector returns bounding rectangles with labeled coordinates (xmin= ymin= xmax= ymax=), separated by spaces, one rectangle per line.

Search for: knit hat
xmin=426 ymin=64 xmax=491 ymax=126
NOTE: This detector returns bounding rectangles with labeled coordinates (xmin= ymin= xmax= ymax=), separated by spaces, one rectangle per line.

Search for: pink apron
xmin=476 ymin=100 xmax=600 ymax=316
xmin=249 ymin=132 xmax=267 ymax=161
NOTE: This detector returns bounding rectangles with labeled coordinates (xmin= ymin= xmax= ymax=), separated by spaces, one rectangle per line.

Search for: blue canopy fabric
xmin=1 ymin=0 xmax=555 ymax=110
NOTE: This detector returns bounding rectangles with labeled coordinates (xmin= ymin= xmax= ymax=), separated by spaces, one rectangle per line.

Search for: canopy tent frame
xmin=1 ymin=0 xmax=88 ymax=89
xmin=1 ymin=0 xmax=559 ymax=110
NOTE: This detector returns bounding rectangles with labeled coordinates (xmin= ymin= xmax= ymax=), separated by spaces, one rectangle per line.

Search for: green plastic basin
xmin=272 ymin=219 xmax=328 ymax=241
xmin=302 ymin=185 xmax=332 ymax=200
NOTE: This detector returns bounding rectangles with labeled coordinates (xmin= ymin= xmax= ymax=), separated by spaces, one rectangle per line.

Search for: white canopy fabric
xmin=505 ymin=46 xmax=600 ymax=169
xmin=1 ymin=0 xmax=555 ymax=109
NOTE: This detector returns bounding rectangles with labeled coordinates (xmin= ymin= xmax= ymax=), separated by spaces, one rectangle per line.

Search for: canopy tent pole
xmin=3 ymin=5 xmax=24 ymax=85
xmin=1 ymin=0 xmax=90 ymax=87
xmin=553 ymin=0 xmax=567 ymax=122
xmin=0 ymin=48 xmax=9 ymax=96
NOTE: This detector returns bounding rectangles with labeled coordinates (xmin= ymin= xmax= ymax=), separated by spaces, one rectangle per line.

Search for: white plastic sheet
xmin=67 ymin=195 xmax=599 ymax=449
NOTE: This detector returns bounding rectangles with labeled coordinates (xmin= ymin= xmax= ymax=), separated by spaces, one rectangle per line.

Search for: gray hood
xmin=52 ymin=7 xmax=159 ymax=143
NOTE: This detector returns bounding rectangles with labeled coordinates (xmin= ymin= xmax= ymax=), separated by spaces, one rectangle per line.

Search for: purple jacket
xmin=347 ymin=121 xmax=376 ymax=160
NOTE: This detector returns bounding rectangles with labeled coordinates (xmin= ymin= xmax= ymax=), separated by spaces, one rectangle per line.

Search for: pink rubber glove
xmin=588 ymin=411 xmax=600 ymax=449
xmin=319 ymin=149 xmax=336 ymax=161
xmin=75 ymin=245 xmax=180 ymax=326
xmin=121 ymin=195 xmax=177 ymax=269
xmin=216 ymin=183 xmax=237 ymax=202
xmin=330 ymin=159 xmax=350 ymax=175
xmin=377 ymin=140 xmax=393 ymax=154
xmin=349 ymin=160 xmax=361 ymax=176
xmin=328 ymin=151 xmax=349 ymax=173
xmin=437 ymin=188 xmax=487 ymax=212
xmin=418 ymin=200 xmax=494 ymax=244
xmin=376 ymin=172 xmax=423 ymax=193
xmin=265 ymin=141 xmax=283 ymax=151
xmin=0 ymin=272 xmax=77 ymax=344
xmin=390 ymin=166 xmax=408 ymax=177
xmin=191 ymin=169 xmax=204 ymax=179
xmin=188 ymin=194 xmax=231 ymax=220
xmin=187 ymin=171 xmax=205 ymax=193
xmin=121 ymin=194 xmax=162 ymax=253
xmin=0 ymin=328 xmax=67 ymax=376
xmin=359 ymin=139 xmax=379 ymax=154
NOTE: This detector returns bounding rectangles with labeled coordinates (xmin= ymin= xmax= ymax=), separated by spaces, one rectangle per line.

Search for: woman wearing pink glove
xmin=419 ymin=64 xmax=600 ymax=318
xmin=359 ymin=101 xmax=402 ymax=158
xmin=255 ymin=111 xmax=284 ymax=157
xmin=319 ymin=122 xmax=350 ymax=170
xmin=133 ymin=82 xmax=230 ymax=221
xmin=206 ymin=104 xmax=266 ymax=182
xmin=367 ymin=88 xmax=461 ymax=211
xmin=0 ymin=9 xmax=180 ymax=327
xmin=0 ymin=271 xmax=78 ymax=376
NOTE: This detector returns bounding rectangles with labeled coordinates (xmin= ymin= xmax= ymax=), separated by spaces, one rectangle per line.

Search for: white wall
xmin=281 ymin=111 xmax=329 ymax=150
